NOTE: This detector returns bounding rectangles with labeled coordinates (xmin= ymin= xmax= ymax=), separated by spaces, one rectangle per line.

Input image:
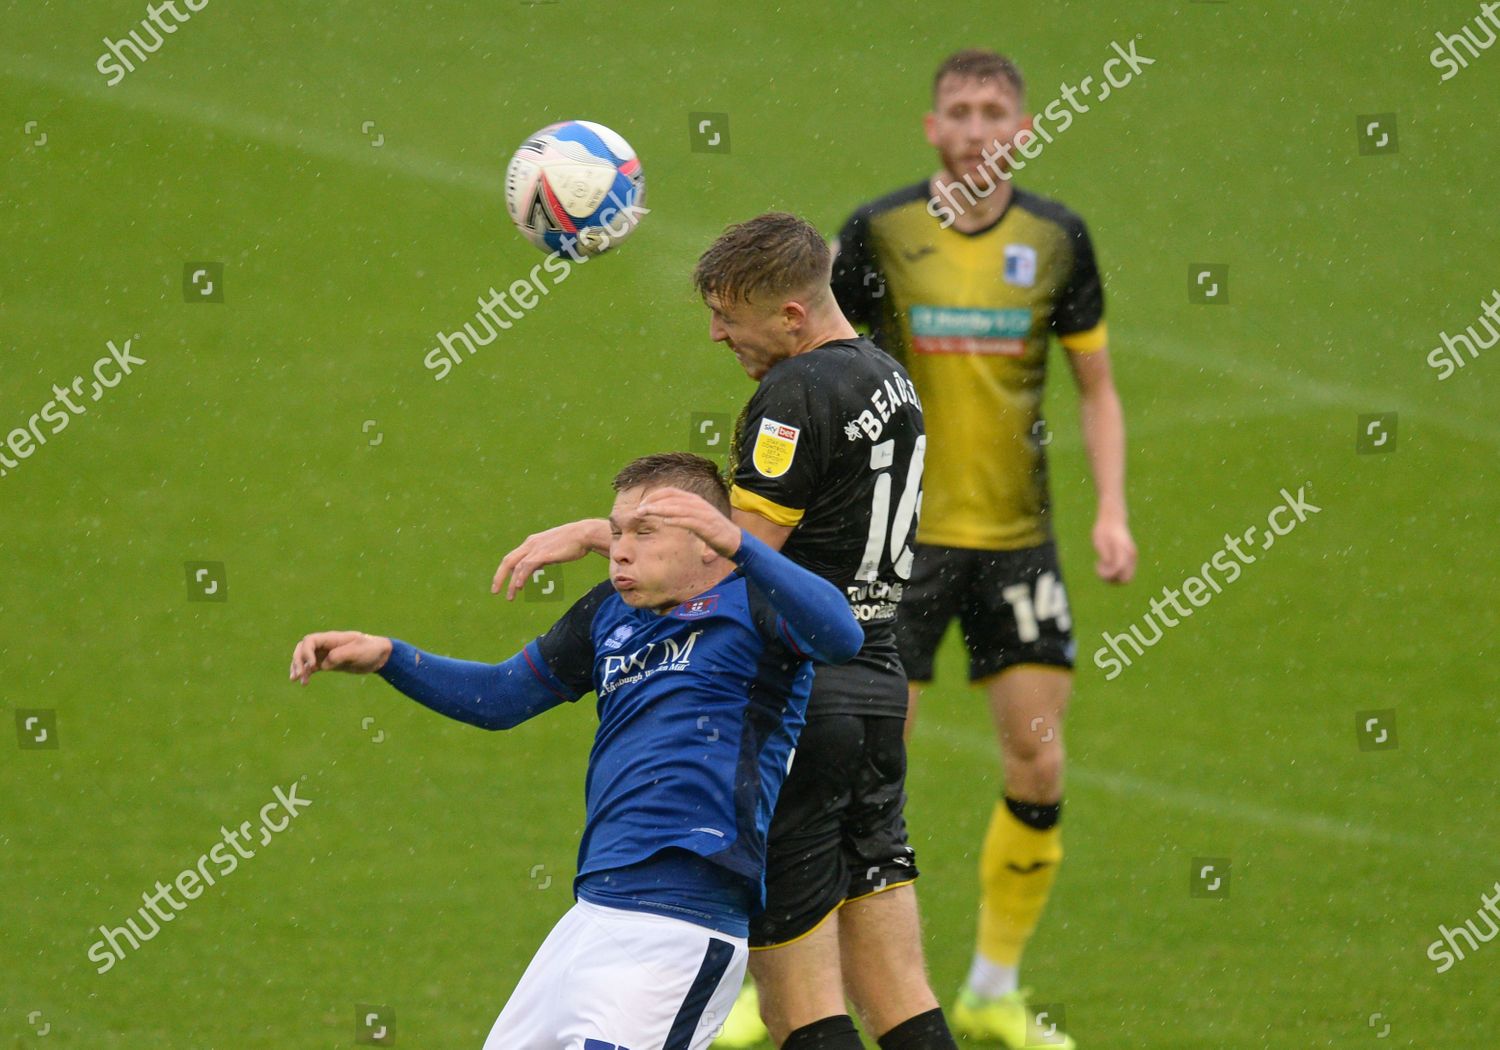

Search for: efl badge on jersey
xmin=1004 ymin=244 xmax=1037 ymax=288
xmin=752 ymin=418 xmax=800 ymax=478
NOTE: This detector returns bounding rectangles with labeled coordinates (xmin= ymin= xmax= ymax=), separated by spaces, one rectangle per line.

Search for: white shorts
xmin=482 ymin=898 xmax=748 ymax=1050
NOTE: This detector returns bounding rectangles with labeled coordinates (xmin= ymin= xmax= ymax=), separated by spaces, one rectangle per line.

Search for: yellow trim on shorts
xmin=1059 ymin=322 xmax=1108 ymax=354
xmin=841 ymin=877 xmax=917 ymax=908
xmin=730 ymin=485 xmax=805 ymax=527
xmin=750 ymin=878 xmax=918 ymax=951
xmin=749 ymin=899 xmax=841 ymax=951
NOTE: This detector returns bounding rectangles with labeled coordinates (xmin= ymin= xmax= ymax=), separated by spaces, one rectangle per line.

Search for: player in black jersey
xmin=495 ymin=214 xmax=956 ymax=1050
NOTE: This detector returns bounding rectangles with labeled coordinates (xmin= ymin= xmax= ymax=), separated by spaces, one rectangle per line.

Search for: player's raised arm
xmin=288 ymin=631 xmax=574 ymax=731
xmin=637 ymin=487 xmax=863 ymax=665
xmin=492 ymin=517 xmax=612 ymax=599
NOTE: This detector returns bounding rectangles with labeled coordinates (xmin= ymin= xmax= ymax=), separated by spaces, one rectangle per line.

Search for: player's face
xmin=607 ymin=486 xmax=710 ymax=611
xmin=705 ymin=294 xmax=795 ymax=380
xmin=925 ymin=74 xmax=1030 ymax=182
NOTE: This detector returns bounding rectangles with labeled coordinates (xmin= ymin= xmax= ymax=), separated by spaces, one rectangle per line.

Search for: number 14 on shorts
xmin=1002 ymin=571 xmax=1071 ymax=642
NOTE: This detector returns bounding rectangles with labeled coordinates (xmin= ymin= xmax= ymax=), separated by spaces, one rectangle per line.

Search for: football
xmin=504 ymin=120 xmax=645 ymax=256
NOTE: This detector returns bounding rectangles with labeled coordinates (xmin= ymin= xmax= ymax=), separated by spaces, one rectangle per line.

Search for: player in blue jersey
xmin=287 ymin=453 xmax=862 ymax=1050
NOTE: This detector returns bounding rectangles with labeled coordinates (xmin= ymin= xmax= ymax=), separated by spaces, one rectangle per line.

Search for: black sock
xmin=1005 ymin=794 xmax=1062 ymax=831
xmin=783 ymin=1014 xmax=862 ymax=1049
xmin=877 ymin=1007 xmax=958 ymax=1050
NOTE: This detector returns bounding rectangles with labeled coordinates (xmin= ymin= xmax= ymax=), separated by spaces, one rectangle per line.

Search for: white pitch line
xmin=1126 ymin=331 xmax=1499 ymax=450
xmin=0 ymin=54 xmax=499 ymax=196
xmin=920 ymin=722 xmax=1484 ymax=862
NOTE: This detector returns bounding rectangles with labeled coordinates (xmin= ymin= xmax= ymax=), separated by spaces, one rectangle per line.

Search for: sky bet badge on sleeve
xmin=752 ymin=418 xmax=800 ymax=478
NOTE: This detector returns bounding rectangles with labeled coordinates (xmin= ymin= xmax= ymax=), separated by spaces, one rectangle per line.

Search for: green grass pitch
xmin=3 ymin=1 xmax=1497 ymax=1045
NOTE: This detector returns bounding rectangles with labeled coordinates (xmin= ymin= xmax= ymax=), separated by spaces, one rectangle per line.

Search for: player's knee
xmin=1004 ymin=739 xmax=1064 ymax=791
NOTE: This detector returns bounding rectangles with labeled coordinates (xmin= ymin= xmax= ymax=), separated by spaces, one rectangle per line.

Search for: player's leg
xmin=840 ymin=886 xmax=959 ymax=1046
xmin=734 ymin=715 xmax=867 ymax=1049
xmin=952 ymin=542 xmax=1076 ymax=1048
xmin=748 ymin=913 xmax=852 ymax=1045
xmin=894 ymin=544 xmax=966 ymax=741
xmin=836 ymin=715 xmax=958 ymax=1047
xmin=974 ymin=664 xmax=1070 ymax=978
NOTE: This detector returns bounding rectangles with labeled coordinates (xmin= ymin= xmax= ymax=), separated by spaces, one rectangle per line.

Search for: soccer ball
xmin=504 ymin=120 xmax=645 ymax=256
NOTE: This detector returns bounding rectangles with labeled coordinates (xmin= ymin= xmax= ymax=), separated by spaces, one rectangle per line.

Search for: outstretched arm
xmin=288 ymin=631 xmax=571 ymax=730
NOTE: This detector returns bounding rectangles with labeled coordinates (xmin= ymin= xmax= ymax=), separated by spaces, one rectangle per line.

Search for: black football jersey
xmin=728 ymin=337 xmax=926 ymax=717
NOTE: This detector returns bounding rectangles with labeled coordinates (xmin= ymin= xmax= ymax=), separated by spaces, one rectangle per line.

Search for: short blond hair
xmin=693 ymin=212 xmax=830 ymax=306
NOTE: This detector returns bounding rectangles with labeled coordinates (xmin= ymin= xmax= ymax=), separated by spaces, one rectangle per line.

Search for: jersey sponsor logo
xmin=1004 ymin=243 xmax=1038 ymax=287
xmin=909 ymin=304 xmax=1032 ymax=357
xmin=598 ymin=629 xmax=703 ymax=695
xmin=671 ymin=594 xmax=719 ymax=620
xmin=845 ymin=579 xmax=905 ymax=622
xmin=600 ymin=624 xmax=635 ymax=652
xmin=752 ymin=418 xmax=800 ymax=478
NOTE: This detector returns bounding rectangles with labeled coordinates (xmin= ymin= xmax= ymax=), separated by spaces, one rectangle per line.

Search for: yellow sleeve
xmin=1059 ymin=321 xmax=1108 ymax=354
xmin=730 ymin=484 xmax=805 ymax=527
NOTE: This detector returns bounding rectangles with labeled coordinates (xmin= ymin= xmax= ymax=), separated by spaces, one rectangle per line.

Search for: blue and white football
xmin=504 ymin=120 xmax=645 ymax=256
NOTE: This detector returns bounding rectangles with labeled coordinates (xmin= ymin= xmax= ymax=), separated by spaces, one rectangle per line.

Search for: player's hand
xmin=636 ymin=487 xmax=742 ymax=559
xmin=288 ymin=631 xmax=392 ymax=684
xmin=1093 ymin=516 xmax=1137 ymax=584
xmin=493 ymin=518 xmax=610 ymax=600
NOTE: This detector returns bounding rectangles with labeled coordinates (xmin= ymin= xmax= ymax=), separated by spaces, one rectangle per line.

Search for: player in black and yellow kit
xmin=831 ymin=50 xmax=1138 ymax=1048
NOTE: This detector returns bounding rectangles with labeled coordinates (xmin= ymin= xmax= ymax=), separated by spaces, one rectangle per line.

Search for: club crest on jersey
xmin=672 ymin=594 xmax=720 ymax=620
xmin=601 ymin=624 xmax=635 ymax=652
xmin=1004 ymin=244 xmax=1037 ymax=287
xmin=752 ymin=418 xmax=800 ymax=478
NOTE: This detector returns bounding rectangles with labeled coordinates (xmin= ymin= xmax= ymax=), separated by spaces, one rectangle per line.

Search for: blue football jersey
xmin=524 ymin=569 xmax=813 ymax=902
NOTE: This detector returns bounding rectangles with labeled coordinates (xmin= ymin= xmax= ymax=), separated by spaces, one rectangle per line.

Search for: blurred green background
xmin=2 ymin=0 xmax=1496 ymax=1046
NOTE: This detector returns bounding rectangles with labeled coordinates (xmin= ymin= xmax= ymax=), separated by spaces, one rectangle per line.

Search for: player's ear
xmin=781 ymin=298 xmax=808 ymax=331
xmin=923 ymin=111 xmax=939 ymax=146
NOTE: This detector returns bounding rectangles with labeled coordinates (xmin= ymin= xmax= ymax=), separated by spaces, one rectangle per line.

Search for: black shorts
xmin=896 ymin=541 xmax=1076 ymax=683
xmin=751 ymin=714 xmax=918 ymax=948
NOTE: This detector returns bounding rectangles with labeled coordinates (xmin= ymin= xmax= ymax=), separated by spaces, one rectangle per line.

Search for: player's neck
xmin=650 ymin=563 xmax=734 ymax=614
xmin=789 ymin=312 xmax=857 ymax=357
xmin=932 ymin=170 xmax=1014 ymax=234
